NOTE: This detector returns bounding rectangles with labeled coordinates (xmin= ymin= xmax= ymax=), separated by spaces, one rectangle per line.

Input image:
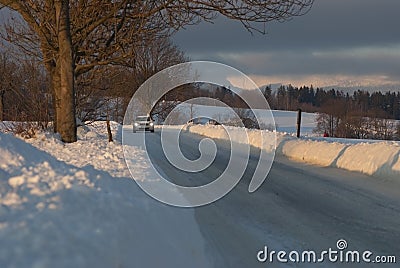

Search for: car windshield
xmin=136 ymin=116 xmax=150 ymax=121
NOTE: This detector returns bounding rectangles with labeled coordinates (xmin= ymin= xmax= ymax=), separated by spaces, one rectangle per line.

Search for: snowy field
xmin=271 ymin=110 xmax=317 ymax=135
xmin=166 ymin=103 xmax=318 ymax=136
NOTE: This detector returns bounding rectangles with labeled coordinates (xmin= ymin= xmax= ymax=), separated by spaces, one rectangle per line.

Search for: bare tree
xmin=2 ymin=18 xmax=187 ymax=123
xmin=367 ymin=109 xmax=397 ymax=140
xmin=0 ymin=52 xmax=13 ymax=121
xmin=314 ymin=98 xmax=348 ymax=137
xmin=0 ymin=52 xmax=51 ymax=137
xmin=0 ymin=0 xmax=314 ymax=142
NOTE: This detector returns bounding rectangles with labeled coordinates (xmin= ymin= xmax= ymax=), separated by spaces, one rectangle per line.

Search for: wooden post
xmin=296 ymin=108 xmax=302 ymax=138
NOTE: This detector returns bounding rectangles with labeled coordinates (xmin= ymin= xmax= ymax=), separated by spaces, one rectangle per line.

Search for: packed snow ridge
xmin=0 ymin=122 xmax=210 ymax=268
xmin=181 ymin=124 xmax=400 ymax=179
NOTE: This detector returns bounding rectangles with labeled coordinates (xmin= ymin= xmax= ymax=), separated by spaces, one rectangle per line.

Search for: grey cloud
xmin=174 ymin=0 xmax=400 ymax=54
xmin=213 ymin=49 xmax=400 ymax=78
xmin=173 ymin=0 xmax=400 ymax=85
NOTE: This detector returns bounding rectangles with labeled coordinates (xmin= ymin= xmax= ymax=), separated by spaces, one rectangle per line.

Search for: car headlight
xmin=134 ymin=123 xmax=139 ymax=126
xmin=150 ymin=122 xmax=154 ymax=126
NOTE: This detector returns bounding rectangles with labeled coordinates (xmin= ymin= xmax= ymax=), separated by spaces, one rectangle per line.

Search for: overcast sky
xmin=173 ymin=0 xmax=400 ymax=89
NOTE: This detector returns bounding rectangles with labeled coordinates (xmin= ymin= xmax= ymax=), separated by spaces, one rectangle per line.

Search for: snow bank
xmin=392 ymin=157 xmax=400 ymax=173
xmin=0 ymin=124 xmax=210 ymax=268
xmin=0 ymin=133 xmax=95 ymax=208
xmin=175 ymin=124 xmax=400 ymax=179
xmin=336 ymin=142 xmax=400 ymax=177
xmin=281 ymin=140 xmax=347 ymax=167
xmin=184 ymin=124 xmax=279 ymax=153
xmin=186 ymin=124 xmax=229 ymax=141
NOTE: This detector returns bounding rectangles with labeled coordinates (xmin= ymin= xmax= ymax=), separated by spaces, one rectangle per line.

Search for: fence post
xmin=296 ymin=109 xmax=302 ymax=138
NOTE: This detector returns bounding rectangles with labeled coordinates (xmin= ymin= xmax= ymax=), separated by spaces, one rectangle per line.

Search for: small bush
xmin=0 ymin=121 xmax=45 ymax=139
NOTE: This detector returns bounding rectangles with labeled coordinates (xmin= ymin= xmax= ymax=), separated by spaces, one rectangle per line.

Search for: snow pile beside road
xmin=185 ymin=124 xmax=229 ymax=141
xmin=393 ymin=157 xmax=400 ymax=173
xmin=183 ymin=124 xmax=282 ymax=153
xmin=281 ymin=139 xmax=347 ymax=167
xmin=178 ymin=124 xmax=400 ymax=179
xmin=26 ymin=122 xmax=131 ymax=178
xmin=0 ymin=133 xmax=95 ymax=208
xmin=0 ymin=123 xmax=210 ymax=268
xmin=336 ymin=142 xmax=400 ymax=176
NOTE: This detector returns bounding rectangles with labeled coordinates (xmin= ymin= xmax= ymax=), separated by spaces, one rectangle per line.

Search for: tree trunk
xmin=106 ymin=119 xmax=113 ymax=142
xmin=49 ymin=64 xmax=61 ymax=133
xmin=55 ymin=0 xmax=77 ymax=142
xmin=0 ymin=90 xmax=4 ymax=121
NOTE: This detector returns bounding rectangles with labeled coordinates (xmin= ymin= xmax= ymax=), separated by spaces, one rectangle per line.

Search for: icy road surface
xmin=124 ymin=127 xmax=400 ymax=267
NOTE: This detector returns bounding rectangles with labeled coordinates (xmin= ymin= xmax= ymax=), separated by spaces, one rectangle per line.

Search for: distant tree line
xmin=262 ymin=85 xmax=400 ymax=140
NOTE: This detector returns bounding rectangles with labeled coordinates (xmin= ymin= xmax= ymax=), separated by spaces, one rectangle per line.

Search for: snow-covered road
xmin=125 ymin=129 xmax=400 ymax=267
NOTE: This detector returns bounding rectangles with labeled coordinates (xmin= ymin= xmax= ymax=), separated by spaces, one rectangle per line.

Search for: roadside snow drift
xmin=0 ymin=125 xmax=210 ymax=268
xmin=179 ymin=124 xmax=400 ymax=179
xmin=281 ymin=139 xmax=347 ymax=167
xmin=336 ymin=142 xmax=400 ymax=176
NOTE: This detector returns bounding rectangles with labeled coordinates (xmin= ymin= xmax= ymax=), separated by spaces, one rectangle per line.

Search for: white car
xmin=133 ymin=116 xmax=154 ymax=133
